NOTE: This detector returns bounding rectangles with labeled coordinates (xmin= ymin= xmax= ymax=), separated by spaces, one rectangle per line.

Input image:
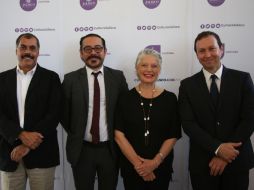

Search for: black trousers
xmin=122 ymin=171 xmax=171 ymax=190
xmin=72 ymin=141 xmax=118 ymax=190
xmin=190 ymin=171 xmax=249 ymax=190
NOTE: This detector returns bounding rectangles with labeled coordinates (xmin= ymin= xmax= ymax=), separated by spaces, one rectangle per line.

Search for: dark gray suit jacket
xmin=178 ymin=66 xmax=254 ymax=173
xmin=61 ymin=66 xmax=128 ymax=166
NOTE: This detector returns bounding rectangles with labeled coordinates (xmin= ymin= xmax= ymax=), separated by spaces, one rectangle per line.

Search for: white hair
xmin=135 ymin=48 xmax=162 ymax=67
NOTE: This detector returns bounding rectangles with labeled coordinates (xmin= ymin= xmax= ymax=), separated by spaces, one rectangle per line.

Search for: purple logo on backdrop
xmin=207 ymin=0 xmax=225 ymax=7
xmin=143 ymin=0 xmax=161 ymax=9
xmin=20 ymin=0 xmax=37 ymax=11
xmin=74 ymin=26 xmax=117 ymax=32
xmin=145 ymin=45 xmax=161 ymax=53
xmin=201 ymin=23 xmax=221 ymax=29
xmin=200 ymin=23 xmax=245 ymax=29
xmin=137 ymin=25 xmax=157 ymax=30
xmin=15 ymin=28 xmax=34 ymax=33
xmin=75 ymin=27 xmax=94 ymax=32
xmin=80 ymin=0 xmax=97 ymax=10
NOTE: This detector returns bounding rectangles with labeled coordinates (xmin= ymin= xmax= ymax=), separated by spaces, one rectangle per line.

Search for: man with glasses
xmin=61 ymin=33 xmax=128 ymax=190
xmin=0 ymin=33 xmax=61 ymax=190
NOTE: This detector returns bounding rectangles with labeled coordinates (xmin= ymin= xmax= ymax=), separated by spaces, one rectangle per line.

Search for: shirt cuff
xmin=215 ymin=144 xmax=221 ymax=155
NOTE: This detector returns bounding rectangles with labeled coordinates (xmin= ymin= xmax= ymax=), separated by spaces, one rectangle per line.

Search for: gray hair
xmin=135 ymin=48 xmax=162 ymax=67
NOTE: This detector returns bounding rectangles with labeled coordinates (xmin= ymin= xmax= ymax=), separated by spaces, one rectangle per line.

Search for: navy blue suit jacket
xmin=178 ymin=67 xmax=254 ymax=173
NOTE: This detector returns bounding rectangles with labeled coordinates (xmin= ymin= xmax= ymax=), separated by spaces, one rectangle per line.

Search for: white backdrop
xmin=0 ymin=1 xmax=253 ymax=190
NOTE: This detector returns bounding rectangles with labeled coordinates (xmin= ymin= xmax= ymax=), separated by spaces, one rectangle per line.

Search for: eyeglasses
xmin=82 ymin=45 xmax=104 ymax=54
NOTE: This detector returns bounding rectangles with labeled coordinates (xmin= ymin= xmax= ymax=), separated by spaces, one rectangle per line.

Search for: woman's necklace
xmin=138 ymin=84 xmax=155 ymax=146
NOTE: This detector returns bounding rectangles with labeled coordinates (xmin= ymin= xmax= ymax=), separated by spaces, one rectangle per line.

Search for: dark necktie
xmin=90 ymin=72 xmax=100 ymax=144
xmin=210 ymin=74 xmax=219 ymax=108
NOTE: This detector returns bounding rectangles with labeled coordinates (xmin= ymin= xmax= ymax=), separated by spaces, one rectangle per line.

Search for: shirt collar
xmin=86 ymin=65 xmax=104 ymax=76
xmin=202 ymin=64 xmax=223 ymax=81
xmin=16 ymin=64 xmax=37 ymax=76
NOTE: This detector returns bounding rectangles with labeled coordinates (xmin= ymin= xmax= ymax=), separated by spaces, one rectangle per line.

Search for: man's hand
xmin=11 ymin=144 xmax=30 ymax=162
xmin=18 ymin=131 xmax=44 ymax=149
xmin=217 ymin=142 xmax=241 ymax=163
xmin=209 ymin=156 xmax=228 ymax=176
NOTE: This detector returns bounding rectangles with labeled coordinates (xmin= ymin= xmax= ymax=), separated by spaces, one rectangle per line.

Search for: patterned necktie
xmin=210 ymin=74 xmax=219 ymax=108
xmin=90 ymin=72 xmax=100 ymax=144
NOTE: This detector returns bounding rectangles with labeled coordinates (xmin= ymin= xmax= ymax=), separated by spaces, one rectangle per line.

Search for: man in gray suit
xmin=61 ymin=33 xmax=128 ymax=190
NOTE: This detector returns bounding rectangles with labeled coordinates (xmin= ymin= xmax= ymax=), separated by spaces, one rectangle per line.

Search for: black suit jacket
xmin=178 ymin=67 xmax=254 ymax=173
xmin=61 ymin=66 xmax=128 ymax=166
xmin=0 ymin=65 xmax=61 ymax=172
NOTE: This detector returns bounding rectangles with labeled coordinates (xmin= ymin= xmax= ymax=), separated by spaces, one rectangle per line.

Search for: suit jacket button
xmin=217 ymin=122 xmax=220 ymax=126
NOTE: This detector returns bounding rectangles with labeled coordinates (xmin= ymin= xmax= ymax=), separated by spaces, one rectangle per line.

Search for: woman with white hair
xmin=114 ymin=49 xmax=181 ymax=190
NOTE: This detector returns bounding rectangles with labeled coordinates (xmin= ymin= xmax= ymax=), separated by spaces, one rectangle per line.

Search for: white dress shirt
xmin=16 ymin=64 xmax=37 ymax=128
xmin=202 ymin=64 xmax=223 ymax=92
xmin=202 ymin=64 xmax=223 ymax=155
xmin=84 ymin=66 xmax=108 ymax=142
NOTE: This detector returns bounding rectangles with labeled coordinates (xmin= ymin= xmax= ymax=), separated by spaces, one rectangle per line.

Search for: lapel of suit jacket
xmin=217 ymin=66 xmax=229 ymax=112
xmin=195 ymin=70 xmax=217 ymax=113
xmin=103 ymin=67 xmax=114 ymax=129
xmin=8 ymin=68 xmax=19 ymax=116
xmin=25 ymin=64 xmax=41 ymax=102
xmin=79 ymin=67 xmax=89 ymax=113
